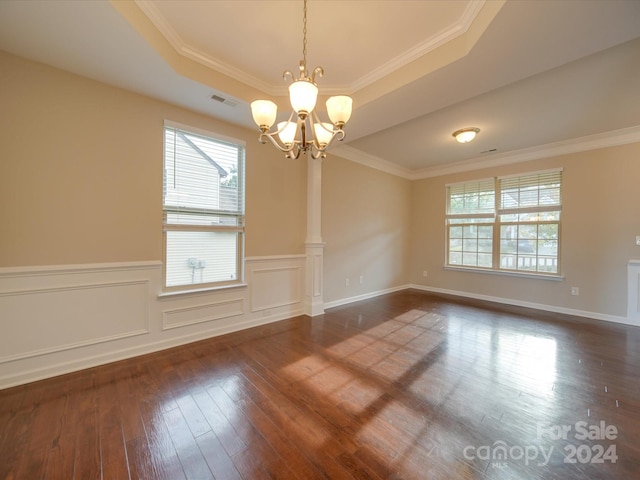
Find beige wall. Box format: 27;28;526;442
410;143;640;317
0;51;306;267
322;157;412;303
3;50;639;320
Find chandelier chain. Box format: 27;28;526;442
302;0;307;69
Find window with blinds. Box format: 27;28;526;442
446;169;562;275
163;122;245;290
446;179;496;268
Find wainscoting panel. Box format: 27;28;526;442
162;298;244;330
248;255;306;312
0;280;149;363
0;256;306;389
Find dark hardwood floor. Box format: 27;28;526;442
2;289;640;479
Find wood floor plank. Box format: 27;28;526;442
191;388;247;458
195;431;242;480
162;406;213;479
3;290;640;478
206;382;301;479
138;398;187;480
71;371;101;479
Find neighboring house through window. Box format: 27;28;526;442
163;121;245;290
446;169;562;275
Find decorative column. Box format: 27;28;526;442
304;156;325;316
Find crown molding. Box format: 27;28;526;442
338;125;640;180
412;124;640;179
134;0;485;98
350;0;485;92
330;145;414;179
134;0;279;95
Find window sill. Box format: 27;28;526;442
158;282;248;299
444;265;564;281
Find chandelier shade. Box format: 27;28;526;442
250;100;277;130
250;0;353;159
314;122;334;146
289;80;318;117
277;121;297;146
326;95;353;126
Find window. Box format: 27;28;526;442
446;169;562;275
163;122;245;290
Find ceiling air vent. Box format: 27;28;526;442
211;94;237;108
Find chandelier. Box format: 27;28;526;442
250;0;353;159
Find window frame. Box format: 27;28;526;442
445;169;563;277
162;120;245;293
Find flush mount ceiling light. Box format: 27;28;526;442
452;127;480;143
250;0;353;159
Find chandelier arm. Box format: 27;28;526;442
276;111;297;134
300;120;307;149
307;110;318;149
258;111;299;153
310;110;332;131
309;66;324;84
258;131;296;154
309;110;336;148
308;110;324;158
322;128;345;153
289;146;302;160
283;70;295;82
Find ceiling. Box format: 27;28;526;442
1;0;640;178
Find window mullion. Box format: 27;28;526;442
493;177;501;270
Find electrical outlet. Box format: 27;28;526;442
423;270;428;277
359;275;364;284
345;278;350;287
571;287;579;296
636;236;640;246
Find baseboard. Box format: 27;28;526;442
410;284;634;326
324;284;412;310
322;282;634;327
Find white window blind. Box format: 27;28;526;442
163;124;245;290
498;169;562;214
446;178;496;220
